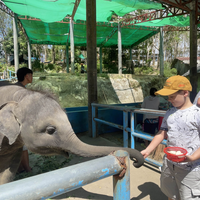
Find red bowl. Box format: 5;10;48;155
164;147;187;162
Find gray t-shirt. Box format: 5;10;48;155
161;105;200;171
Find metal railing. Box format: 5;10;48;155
0;69;16;81
92;103;167;167
0;150;130;200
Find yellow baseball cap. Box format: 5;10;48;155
155;75;192;96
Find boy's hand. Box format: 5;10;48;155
141;149;150;159
184;155;196;162
178;155;196;162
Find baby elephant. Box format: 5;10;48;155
0;83;144;185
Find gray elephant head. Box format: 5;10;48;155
0;84;144;184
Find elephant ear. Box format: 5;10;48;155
0;102;21;145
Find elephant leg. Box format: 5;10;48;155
0;148;22;185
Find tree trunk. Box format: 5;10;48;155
44;45;48;62
52;45;55;64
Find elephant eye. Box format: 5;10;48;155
46;126;56;135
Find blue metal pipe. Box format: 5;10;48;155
130;129;167;146
0;154;124;200
145;157;162;167
123;111;128;148
134;108;166;116
131;112;135;149
92;103;136;112
113;150;130;200
94;118;124;130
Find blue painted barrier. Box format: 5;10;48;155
0;69;16;81
91;103;167;168
0;150;130;200
65;102;142;134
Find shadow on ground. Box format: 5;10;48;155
131;182;167;200
54;181;167;200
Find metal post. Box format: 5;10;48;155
189;0;197;102
27;41;32;69
129;47;132;60
86;0;97;137
113;150;130;200
118;22;122;74
159;27;164;76
0;153;124;200
70;18;75;73
131;112;135;149
100;46;102;73
66;44;69;73
123;111;128;148
13;14;19;73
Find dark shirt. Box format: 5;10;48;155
14;82;25;88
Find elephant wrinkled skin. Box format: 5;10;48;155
0;82;144;185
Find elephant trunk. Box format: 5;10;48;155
65;133;144;168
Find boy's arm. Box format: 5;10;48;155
185;147;200;162
141;130;166;158
197;98;200;107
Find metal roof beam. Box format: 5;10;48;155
0;1;14;17
122;6;189;26
155;0;200;22
17;19;29;41
0;2;29;41
155;0;192;12
100;26;118;47
71;0;81;20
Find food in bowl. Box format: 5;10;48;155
164;147;187;162
168;150;183;155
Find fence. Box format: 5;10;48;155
92;103;167;167
0;69;16;81
0;150;130;200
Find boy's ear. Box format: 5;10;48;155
183;90;189;97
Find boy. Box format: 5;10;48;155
141;75;200;200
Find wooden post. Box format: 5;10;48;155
13;14;19;72
189;0;197;102
100;47;102;73
70;18;75;73
86;0;97;137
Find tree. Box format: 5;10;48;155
0;10;12;61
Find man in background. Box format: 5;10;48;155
15;67;33;173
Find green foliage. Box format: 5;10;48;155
45;63;54;70
97;73;109;79
134;65;154;75
103;48;118;73
15;154;72;181
164;63;177;77
19;63;28;68
32;56;44;72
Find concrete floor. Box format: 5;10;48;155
52;132;167;200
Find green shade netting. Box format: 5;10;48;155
3;0;163;23
19;17;159;46
133;15;191;27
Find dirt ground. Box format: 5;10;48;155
48;131;167;200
